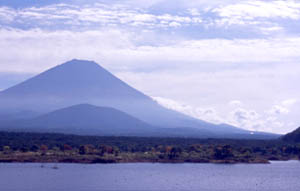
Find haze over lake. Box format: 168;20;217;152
1;161;299;191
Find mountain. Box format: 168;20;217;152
282;127;300;142
0;59;220;128
0;59;277;138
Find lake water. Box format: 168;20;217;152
0;161;299;191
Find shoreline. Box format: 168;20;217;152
0;153;289;164
1;159;298;165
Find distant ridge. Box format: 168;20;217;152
4;104;155;136
1;103;222;137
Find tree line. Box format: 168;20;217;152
0;131;300;163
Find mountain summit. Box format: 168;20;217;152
1;59;145;101
0;59;146;112
0;59;277;138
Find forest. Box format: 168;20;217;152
0;131;299;164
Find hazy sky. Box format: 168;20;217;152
0;0;299;133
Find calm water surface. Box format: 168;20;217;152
0;161;299;191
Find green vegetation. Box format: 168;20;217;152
0;131;299;164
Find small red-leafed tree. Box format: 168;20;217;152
40;145;48;155
63;144;73;151
165;146;172;154
105;146;114;154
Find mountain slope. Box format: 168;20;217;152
0;59;269;137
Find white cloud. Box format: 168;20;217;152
260;26;284;35
169;21;181;27
212;0;300;27
229;108;261;130
187;8;201;16
0;1;297;37
152;96;224;124
229;100;243;107
153;96;293;133
282;99;297;106
0;7;16;22
0;28;136;73
266;99;297;116
214;1;300;20
1;28;300;74
227;101;298;133
268;105;289;115
0;3;203;29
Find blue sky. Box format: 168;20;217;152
0;0;299;133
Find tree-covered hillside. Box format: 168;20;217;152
282;127;300;142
